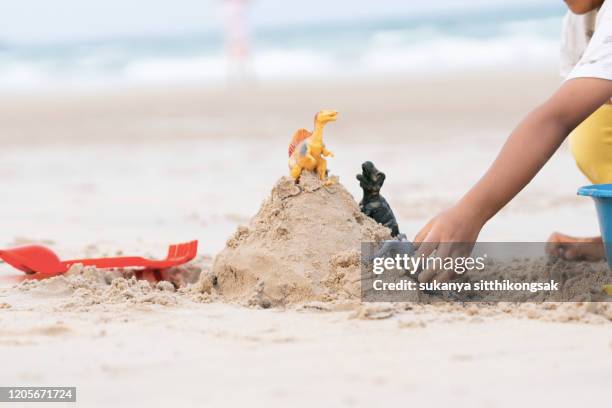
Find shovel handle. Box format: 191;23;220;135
61;257;148;269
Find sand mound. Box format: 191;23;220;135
212;172;391;307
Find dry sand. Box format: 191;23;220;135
0;71;611;407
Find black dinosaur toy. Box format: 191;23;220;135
357;161;400;237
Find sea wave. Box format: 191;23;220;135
0;14;563;90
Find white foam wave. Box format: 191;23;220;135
0;18;561;90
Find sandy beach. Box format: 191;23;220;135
1;70;611;407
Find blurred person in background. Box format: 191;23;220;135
222;0;253;83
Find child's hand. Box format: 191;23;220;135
413;204;486;283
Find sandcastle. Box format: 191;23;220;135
212;172;392;307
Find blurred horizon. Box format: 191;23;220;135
0;0;567;91
0;0;563;45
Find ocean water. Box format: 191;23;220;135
0;3;565;91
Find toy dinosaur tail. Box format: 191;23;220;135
288;129;312;157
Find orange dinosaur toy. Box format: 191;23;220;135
288;110;338;185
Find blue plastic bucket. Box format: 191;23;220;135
577;184;612;268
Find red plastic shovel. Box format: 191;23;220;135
0;240;198;280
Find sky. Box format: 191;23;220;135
0;0;563;45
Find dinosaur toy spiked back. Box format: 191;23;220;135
288;110;337;186
288;113;319;157
288;129;311;157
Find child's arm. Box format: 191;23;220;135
414;77;612;283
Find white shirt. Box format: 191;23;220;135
561;1;612;81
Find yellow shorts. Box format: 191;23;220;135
570;104;612;184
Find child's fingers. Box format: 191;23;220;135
435;242;453;259
414;240;437;261
419;268;458;284
418;268;437;283
413;219;434;248
418;243;454;283
437;270;457;283
415;241;439;283
419;243;470;283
